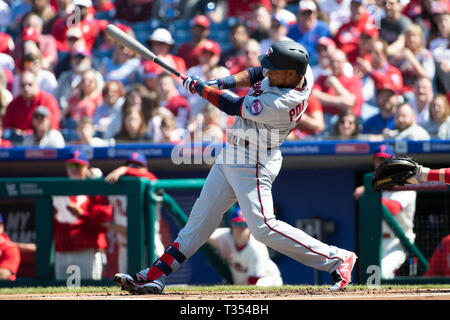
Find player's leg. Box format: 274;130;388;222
114;162;237;294
225;159;356;290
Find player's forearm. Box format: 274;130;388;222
195;81;243;116
206;66;264;89
423;168;450;184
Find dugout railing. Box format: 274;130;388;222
358;172;450;285
0;176;232;287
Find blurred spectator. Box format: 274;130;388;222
53;149;113;280
0;31;15;56
334;0;378;65
92;80;125;139
427;0;449;47
356;38;404;100
186;39;229;118
0;213;20;281
411;76;434;126
141;60;163;93
0;69;12;116
226;0;272;21
157;72;190;129
30;0;55;28
44;0;75;34
114;0;153;22
9;1;32;32
2;70;60;138
157;109;181;144
22;105;65;147
115;108;151;143
422;94;450;138
105;84;159;140
391;23;435;95
56;47;103;111
142;28;186;84
94;23;130;63
0;0;10;31
230;39;261;96
331;109;360;139
221;22;250;71
53;26;87;79
287;0;331;66
13;48;58;96
249;4;272;42
317;0;351;35
380;0;412;55
199;103;226;143
93;0;115;19
383;102;431;140
64;68;103;122
429;7;450;97
260;15;293;56
287;94;325;139
424;234;450;277
310;36;353;79
51;0;98;52
72;115;110;146
100;35;140;87
271;0;297;26
104;152;162;275
176;15;212;70
19;12;58;70
362;81;400;134
0;119;12;147
312;49;363;130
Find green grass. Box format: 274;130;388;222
0;284;449;295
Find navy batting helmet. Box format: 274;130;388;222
258;40;309;76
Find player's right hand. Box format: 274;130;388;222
183;76;200;94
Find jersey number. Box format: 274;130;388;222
289;101;307;122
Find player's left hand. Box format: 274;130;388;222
183;76;200;94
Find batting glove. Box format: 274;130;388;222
183;76;200;94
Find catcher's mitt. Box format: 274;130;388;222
371;157;419;192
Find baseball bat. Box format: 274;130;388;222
104;24;186;80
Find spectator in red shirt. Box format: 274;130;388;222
287;94;325;139
157;72;190;130
53;149;112;280
2;70;60;137
220;22;250;72
226;0;271;21
51;0;98;52
424;235;450;277
0;32;15;56
176;15;212;70
356;37;404;98
334;0;379;65
312;49;363;130
64;68;103;122
18;12;58;71
0;213;21;281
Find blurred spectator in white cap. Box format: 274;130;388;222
317;0;351;35
287;0;331;66
100;29;140;87
143;28;186;85
22;105;65;148
176;14;212;70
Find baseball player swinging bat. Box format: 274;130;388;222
104;24;186;80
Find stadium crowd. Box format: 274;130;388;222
0;0;449;149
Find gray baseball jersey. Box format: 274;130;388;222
174;65;351;277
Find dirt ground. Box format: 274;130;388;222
1;287;449;300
